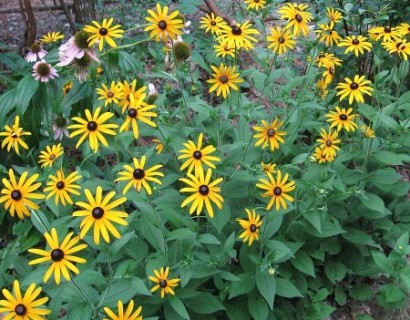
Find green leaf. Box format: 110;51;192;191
376;283;407;308
360;192;385;214
371;251;394;274
290;250;315;277
140;215;166;254
167;228;197;241
372;151;404;165
118;51;139;74
15;75;39;115
229;273;255;299
248;293;269;320
30;209;50;234
109;232;135;255
304;211;322;233
399;265;410;289
185;292;225;314
325;260;346;283
197;233;220;245
255;270;276;310
67;300;92;319
60;82;93;111
349;283;373;301
169;296;190;320
101;278;151;307
0;89;17;125
342;227;375;245
370;168;402;185
48;285;65;320
276;278;303;298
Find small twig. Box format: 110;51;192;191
202;0;235;26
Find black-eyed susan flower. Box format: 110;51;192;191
0;116;31;155
316;128;341;158
97;81;124;107
207;63;244;99
38;143;64;168
200;13;226;35
312;52;342;68
312;146;335;163
63;81;73;95
256;170;295;211
104;300;142;320
0;280;50;319
237;208;262;246
315;24;341;46
218;21;259;50
261;162;276;174
84;18;124;51
32;59;59;82
214;41;236;58
336;75;373;105
326;8;343;28
115;156;164;196
338;35;372;56
44;169;81;206
278;3;313;37
368;25;401;42
118;80;146;110
119;101;158;140
266;26;296;55
40;31;65;44
244;0;266;11
253;118;286;152
25;42;48;62
73;186;127;245
28;228;87;284
180;168;223;218
360;124;375;138
149;267;180;298
145;3;184;42
178;133;220;176
397;23;410;36
152;138;164;154
325;106;358;132
0;169;44;220
322;63;336;84
68;107;118;152
382;39;410;60
316;78;329;99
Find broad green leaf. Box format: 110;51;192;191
15;75;39;115
169;296;190;320
167;228;197;241
48;285;65;320
109;232;135;255
248;293;269;320
349;283;373;301
0;89;17;125
67;300;92;319
118;51;139;74
185;292;225;314
290;250;315;277
371;251;394;274
60;82;93;111
325;260;346;283
197;233;220;245
399;265;410;289
255;270;276;310
276;277;303;298
360;193;385;214
372;151;404;165
229;273;255;299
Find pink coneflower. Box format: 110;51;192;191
73;53;94;83
25;42;48;62
53;114;69;140
32;60;58;82
57;30;99;67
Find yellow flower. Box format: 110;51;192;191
322;63;336;84
84;18;124;51
325;106;358;132
38;143;64;168
397;23;410;36
40;31;64;44
145;3;184;42
312;146;335;163
278;3;313;37
253;118;286;151
218;21;260;50
368;26;402;42
119;101;158;140
149;267;180;298
326;8;343;28
207;63;244;99
360;124;375;138
256;170;295;211
115;155;164;196
244;0;266;11
382;39;410;60
266;26;296;55
104;300;142;320
44;169;82;206
180;168;224;218
311;52;342;68
68;107;118;152
316;128;341;158
200;13;226;35
63;81;73;95
28;228;87;284
214;41;236;58
317;78;329;99
237;208;262;246
73;186;128;245
0;280;50;319
96;81;124;107
152;138;164;154
336;75;373;105
0;169;44;219
0;115;31;155
261;162;276;174
118;80;146;110
315;24;341;47
178;133;220;176
338;35;372;56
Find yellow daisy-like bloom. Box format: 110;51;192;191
397;23;410;36
266;26;296;55
261;162;276;174
322;63;337;84
40;31;64;44
218;21;260;50
115;156;164;196
200;13;226;35
97;81;124;107
312;146;335;163
28;228;87;285
338;35;372;56
382;39;410;60
278;3;313;37
256;170;295;211
145;3;184;42
336;75;374;105
149;267;180;298
0;280;50;319
237;208;263;246
368;26;402;42
118;80;146;110
119;101;157;140
152;138;164;154
214;42;236;58
73;186;128;245
326;8;343;28
317;78;329;99
0;115;31;155
360;124;375;138
311;52;342;68
253;118;286;151
63;81;73;95
68;107;118;152
315;24;341;46
180;168;224;218
178;133;220;176
244;0;266;11
325;106;358;132
316;128;341;158
104;300;142;320
38;143;64;168
44;169;82;206
0;169;44;220
207;63;244;99
84;18;124;51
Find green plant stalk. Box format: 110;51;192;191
71;277;96;311
101;39;150;56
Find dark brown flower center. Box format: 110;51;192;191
267;129;276;137
278;36;285;43
11;190;22;201
75;30;91;49
11;131;18;138
50;248;65;261
128;108;137;118
56;181;65;190
31;42;41;53
159;279;167;288
219;75;229;84
49;154;56;160
326;139;332;147
295;14;303;22
210;21;216;26
107;91;114;98
37;62;51;77
396;42;403;49
75;53;92;67
329;67;335;74
350;82;359;90
92;207;104;219
55;116;67;128
250;224;257;232
352;39;360;45
384;26;391;33
158;20;167;30
339;114;348;121
232;25;242;35
273;187;282;196
99;28;108;36
133;168;145;180
193;150;202;159
87;121;98;131
14;304;27;316
199;185;209;195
